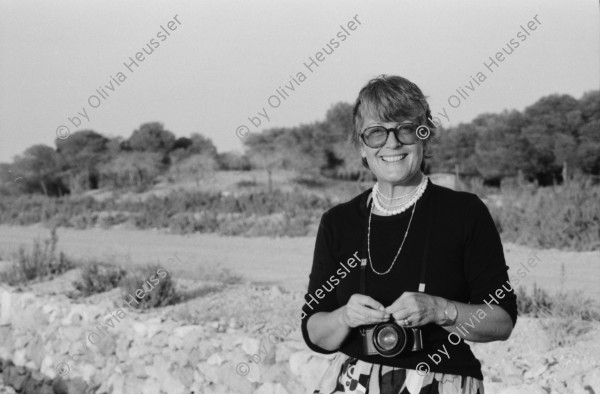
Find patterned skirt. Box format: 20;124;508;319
312;353;484;394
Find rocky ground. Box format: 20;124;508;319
191;282;600;394
3;268;598;394
1;224;599;393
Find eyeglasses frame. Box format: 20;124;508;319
359;122;431;149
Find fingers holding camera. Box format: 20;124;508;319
341;294;390;328
384;292;443;327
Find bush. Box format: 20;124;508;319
517;283;600;348
516;284;554;317
0;227;75;285
236;180;257;188
489;179;600;251
196;263;243;286
119;264;180;309
517;283;600;321
73;261;127;297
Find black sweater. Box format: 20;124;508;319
300;179;517;380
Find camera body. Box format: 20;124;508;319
362;321;423;357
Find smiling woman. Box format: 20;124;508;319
301;75;517;393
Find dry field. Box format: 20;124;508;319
0;224;598;297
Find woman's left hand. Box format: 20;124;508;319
384;292;445;327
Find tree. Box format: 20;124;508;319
320;103;358;177
521;94;581;183
55;130;110;192
168;133;218;169
244;129;290;193
471;111;529;181
169;154;217;187
189;133;218;157
127;122;176;156
577;119;600;174
217;151;251;171
99;152;164;190
430;123;479;176
12;144;67;196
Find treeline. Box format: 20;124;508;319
1;90;598;196
0;123;251;196
243;90;600;185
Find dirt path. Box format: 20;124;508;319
0;224;598;297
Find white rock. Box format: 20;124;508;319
523;364;547;380
193;370;205;385
141;377;161;394
167;334;184;350
583;370;600;392
498;384;547;394
207;353;225;366
255;382;290;394
79;363;96;382
161;372;186;394
483;382;504;394
288;351;313;376
146;321;164;338
132;322;147;337
173;325;199;338
108;374;125;394
286;340;307;351
565;380;588;394
12;349;26;366
275;343;294;363
40;355;57;379
241;337;261;355
298;356;331;393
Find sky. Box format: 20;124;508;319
0;0;598;163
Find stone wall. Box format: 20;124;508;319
2;284;599;394
0;285;334;394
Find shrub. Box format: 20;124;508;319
196;263;243;286
73;261;127;297
236;180;257;188
489;179;600;251
516;284;554;317
517;283;600;348
0;227;75;285
119;264;180;309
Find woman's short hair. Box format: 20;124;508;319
351;75;437;172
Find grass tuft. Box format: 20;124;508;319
119;264;180;309
517;283;600;348
72;260;127;297
0;227;75;286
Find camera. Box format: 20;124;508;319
362;321;423;357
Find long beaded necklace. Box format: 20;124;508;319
367;177;429;275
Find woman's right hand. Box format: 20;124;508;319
340;294;390;328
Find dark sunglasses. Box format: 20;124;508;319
360;123;431;149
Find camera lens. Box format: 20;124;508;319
372;323;409;357
377;326;398;350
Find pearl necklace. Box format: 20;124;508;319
375;184;419;201
367;177;429;275
373;176;428;216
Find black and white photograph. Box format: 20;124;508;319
0;1;599;393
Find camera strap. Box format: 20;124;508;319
360;184;435;295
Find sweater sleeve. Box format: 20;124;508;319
300;212;342;354
462;194;518;327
